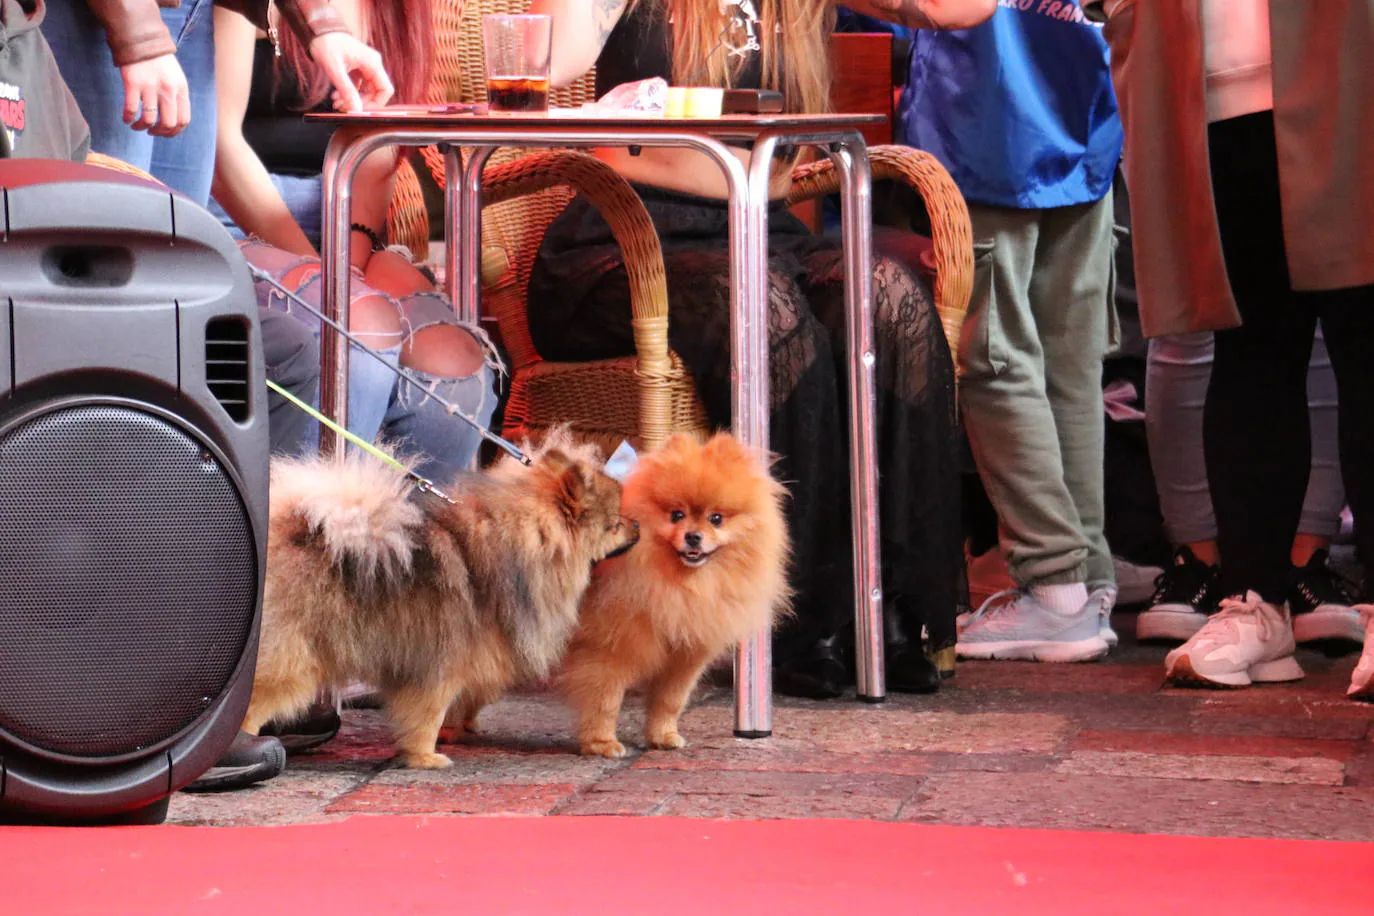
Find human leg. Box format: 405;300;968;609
146;0;217;204
258;306;320;457
376;290;503;483
954;204;1106;662
42;0;155;170
1139;332;1224;640
1288;328;1361;648
1166;112;1311;687
801;244;961;691
1031;193;1117;591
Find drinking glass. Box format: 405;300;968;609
481;14;553;112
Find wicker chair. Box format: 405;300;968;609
86;151;157;181
387;0;972;455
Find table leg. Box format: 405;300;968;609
453;146;493;325
830;137;886;703
732;134;780;738
319;133;365;459
443;146;461;308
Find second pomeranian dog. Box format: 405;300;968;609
562;433;791;758
244;435;638;769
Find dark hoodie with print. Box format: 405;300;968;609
0;0;89;160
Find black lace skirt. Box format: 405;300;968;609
528;185;962;663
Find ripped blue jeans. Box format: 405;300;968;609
239;240;503;482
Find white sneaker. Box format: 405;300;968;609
957;589;1110;663
1347;605;1374;701
1164;591;1303;688
1087;585;1120;649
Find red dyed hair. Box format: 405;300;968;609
275;0;434;107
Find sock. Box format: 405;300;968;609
1030;582;1089;617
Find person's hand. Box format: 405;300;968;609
309;32;395;112
121;53;192;137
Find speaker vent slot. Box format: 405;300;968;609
41;245;135;288
205;317;250;422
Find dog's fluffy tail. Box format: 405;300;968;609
270;453;425;591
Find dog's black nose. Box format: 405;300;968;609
684;531;703;549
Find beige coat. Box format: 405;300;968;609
1087;0;1374;338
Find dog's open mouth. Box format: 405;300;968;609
677;548;715;568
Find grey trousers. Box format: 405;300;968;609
958;193;1117;588
259;307;321;458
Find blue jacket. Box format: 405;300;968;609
897;2;1121;210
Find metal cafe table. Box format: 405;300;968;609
308;107;888;736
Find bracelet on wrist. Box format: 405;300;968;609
350;223;386;253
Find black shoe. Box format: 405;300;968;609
183;731;286;793
883;611;941;694
1136;546;1219;642
886;644;941;694
259;700;342;753
774;636;849;699
1290;549;1363;653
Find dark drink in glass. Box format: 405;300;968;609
486;76;551;113
482;14;552;113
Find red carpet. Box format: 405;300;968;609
2;816;1369;915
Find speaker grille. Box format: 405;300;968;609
0;403;257;760
205;317;251;422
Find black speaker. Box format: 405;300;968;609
0;160;269;825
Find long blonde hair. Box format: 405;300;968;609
641;0;832;114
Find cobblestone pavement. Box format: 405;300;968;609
168;609;1374;838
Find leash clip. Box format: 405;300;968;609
414;477;459;504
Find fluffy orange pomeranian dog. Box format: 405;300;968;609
561;433;791;758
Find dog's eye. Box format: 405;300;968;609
670;510;685;523
708;513;723;527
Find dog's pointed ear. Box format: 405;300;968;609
540;447;574;472
554;463;589;523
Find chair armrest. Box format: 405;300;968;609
478;150;676;445
786;145;972;363
86;152;158;183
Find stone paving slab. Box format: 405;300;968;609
166;610;1374;839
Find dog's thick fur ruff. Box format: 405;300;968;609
246;434;636;769
560;433;791;758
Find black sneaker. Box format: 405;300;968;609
183;731;286;793
1136;546;1219;643
1289;549;1363;652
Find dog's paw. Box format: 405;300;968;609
580;738;627;759
403;751;454;770
463;717;481;734
647;730;686;750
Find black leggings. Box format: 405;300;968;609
1205;112;1374;602
527;185;963;662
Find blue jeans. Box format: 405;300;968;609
44;0;218;205
239;241;502;482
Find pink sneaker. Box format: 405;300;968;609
1347;606;1374;701
1165;592;1303;688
